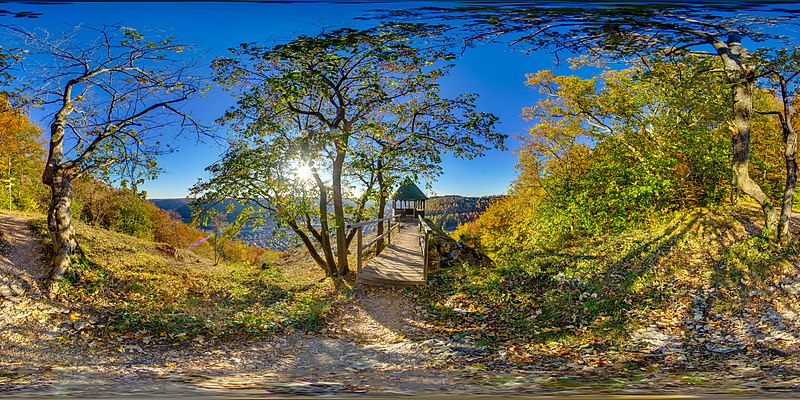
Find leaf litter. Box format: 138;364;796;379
5;210;800;395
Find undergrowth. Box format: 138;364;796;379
421;203;800;351
30;217;335;341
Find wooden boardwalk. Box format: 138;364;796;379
357;222;425;286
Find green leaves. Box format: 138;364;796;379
205;22;504;277
515;57;732;244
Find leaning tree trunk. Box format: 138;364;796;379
778;81;798;244
43;168;77;293
778;123;797;244
286;219;329;274
730;74;778;237
312;170;337;276
710;32;778;238
331;142;349;275
42;108;78;294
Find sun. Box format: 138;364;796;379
295;163;314;182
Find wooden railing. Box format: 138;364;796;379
418;215;434;281
347;215;401;273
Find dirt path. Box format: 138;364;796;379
163;285;498;394
0;212;496;396
0;212;48;298
250;285;488;393
1;285;491;396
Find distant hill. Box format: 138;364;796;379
149;198;194;222
149;198;255;225
149;198;290;249
150;195;502;246
426;195;504;232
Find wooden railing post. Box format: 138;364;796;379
423;229;429;280
418;215;432;281
357;227;363;273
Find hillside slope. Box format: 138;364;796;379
7;205;800;395
0;211;514;395
424;202;800;377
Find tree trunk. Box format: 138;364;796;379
7;156;12;210
730;75;778;237
212;235;220;265
344;175;374;248
312;170;337;276
376;160;386;253
44;169;77;293
287;219;329;273
706;32;778;238
779;124;797;243
778;80;797;244
42;111;76;294
331;141;349;275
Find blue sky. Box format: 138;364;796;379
4;1;571;198
6;2;790;199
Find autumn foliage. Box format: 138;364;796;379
0;110;265;267
437;57;800;357
0;96;46;211
457;59;791;266
69;178;266;265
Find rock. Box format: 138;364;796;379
783;282;800;295
9;282;23;294
347;361;376;371
740;381;762;387
42;330;59;340
705;342;741;354
73;319;91;331
0;285;14;298
449;345;490;356
338;352;360;361
630;327;682;352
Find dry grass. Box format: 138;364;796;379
422;201;800;366
28;216;336;341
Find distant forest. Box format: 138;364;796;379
150;198;253;225
149;198;194;223
152;195;502;236
426;195;503;232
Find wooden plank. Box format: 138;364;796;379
357;222;425;286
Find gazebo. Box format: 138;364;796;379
392;181;427;219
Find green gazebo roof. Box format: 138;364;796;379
393;182;427;200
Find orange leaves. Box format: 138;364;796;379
0;96;46;211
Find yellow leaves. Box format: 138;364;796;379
524;70;554;87
68;311;80;322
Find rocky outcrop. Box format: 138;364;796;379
422;218;491;271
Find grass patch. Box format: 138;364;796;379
32;217;334;341
420;203;800;353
